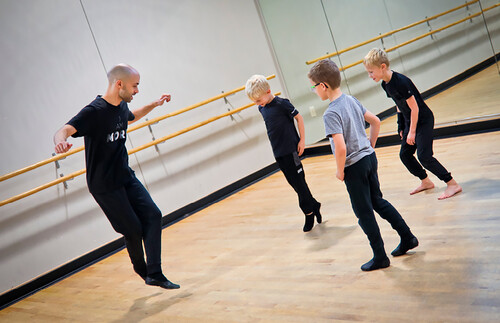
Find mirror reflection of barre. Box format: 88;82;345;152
306;1;500;73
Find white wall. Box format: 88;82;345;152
258;0;500;143
0;0;498;296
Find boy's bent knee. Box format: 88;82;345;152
123;226;143;241
417;156;434;169
142;205;162;223
399;149;412;161
150;206;162;219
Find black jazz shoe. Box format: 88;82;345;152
391;236;419;257
145;275;180;289
361;257;390;271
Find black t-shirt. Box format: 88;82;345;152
67;96;136;193
258;96;300;158
381;71;434;133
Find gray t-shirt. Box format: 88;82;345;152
323;94;374;167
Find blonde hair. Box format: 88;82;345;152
307;59;341;90
245;75;270;101
364;48;390;68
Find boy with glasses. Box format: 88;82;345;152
308;60;418;271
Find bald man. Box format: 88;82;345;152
54;64;179;289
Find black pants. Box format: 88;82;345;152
92;176;162;277
400;120;452;183
276;152;320;215
344;153;412;260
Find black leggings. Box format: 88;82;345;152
276;152;320;215
92;176;163;277
400;120;452;183
344;153;412;260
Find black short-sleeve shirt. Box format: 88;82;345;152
67;96;135;193
381;71;434;132
258;96;300;158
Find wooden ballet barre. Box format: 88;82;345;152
336;3;500;72
306;0;480;65
0;92;280;207
0;75;276;183
129;92;280;155
0;146;85;182
128;74;276;132
388;3;500;53
0;169;87;207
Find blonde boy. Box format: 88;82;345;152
364;48;462;200
245;75;321;232
308;60;418;271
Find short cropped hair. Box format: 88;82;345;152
107;64;139;84
307;59;341;90
364;48;390;68
245;75;270;101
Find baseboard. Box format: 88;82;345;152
375;118;500;148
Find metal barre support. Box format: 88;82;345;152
60;173;68;189
222;90;236;121
379;33;385;50
466;2;473;23
426;17;435;40
52;153;61;169
145;118;160;153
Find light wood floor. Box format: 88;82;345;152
1;66;499;322
2;136;500;322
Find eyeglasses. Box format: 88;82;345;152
310;82;328;92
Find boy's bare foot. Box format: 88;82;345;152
410;178;434;195
438;181;462;200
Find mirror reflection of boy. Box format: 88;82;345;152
364;48;462;200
